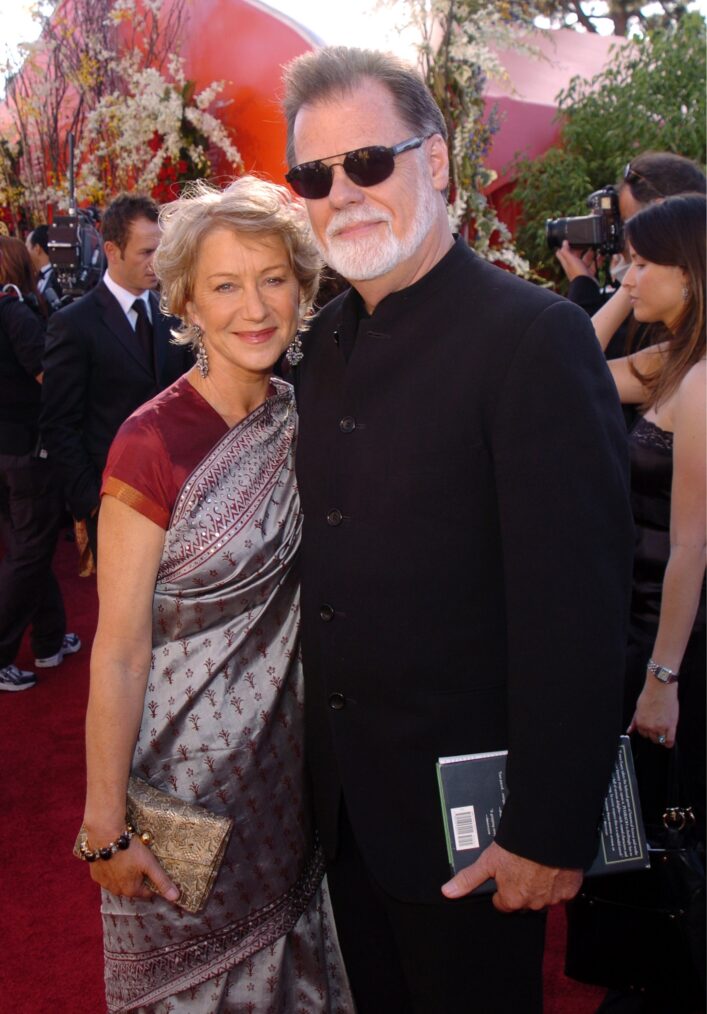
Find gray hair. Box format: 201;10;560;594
281;46;447;167
154;176;322;348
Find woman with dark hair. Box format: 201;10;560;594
0;236;80;691
1;233;46;314
555;152;706;358
618;195;705;758
586;193;705;1012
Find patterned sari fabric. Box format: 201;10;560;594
101;380;351;1013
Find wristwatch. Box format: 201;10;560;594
647;658;679;684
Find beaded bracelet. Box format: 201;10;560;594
76;822;136;863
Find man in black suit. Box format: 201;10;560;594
282;48;634;1013
40;194;191;558
25;224;63;312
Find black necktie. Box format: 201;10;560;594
132;298;153;371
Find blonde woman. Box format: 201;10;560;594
80;178;352;1013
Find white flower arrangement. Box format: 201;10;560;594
2;0;242;219
379;0;543;276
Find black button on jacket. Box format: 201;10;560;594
295;238;633;903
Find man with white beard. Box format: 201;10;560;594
281;46;633;1014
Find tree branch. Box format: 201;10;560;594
570;2;600;32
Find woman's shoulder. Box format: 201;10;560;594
116;373;194;443
675;358;706;406
104;377;199;528
109;369;227;488
671;358;706;435
682;356;706;385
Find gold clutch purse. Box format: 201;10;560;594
74;777;233;913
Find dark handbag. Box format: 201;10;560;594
565;743;705;1001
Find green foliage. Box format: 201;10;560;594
510;12;706;287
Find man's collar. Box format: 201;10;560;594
346;235;468;324
103;270;152;319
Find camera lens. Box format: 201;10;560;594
545;218;568;250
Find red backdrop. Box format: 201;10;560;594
174;0;317;184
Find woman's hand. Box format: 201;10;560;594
86;835;180;903
628;676;679;747
555;241;598;282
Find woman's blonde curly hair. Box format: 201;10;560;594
154;176;322;348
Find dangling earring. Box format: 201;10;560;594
194;327;209;378
682;285;690;302
285;332;304;366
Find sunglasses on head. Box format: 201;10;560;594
286;136;428;200
623;162;664;198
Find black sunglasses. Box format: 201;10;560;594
286;136;427;200
623;162;664;198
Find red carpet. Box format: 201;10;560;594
0;535;604;1013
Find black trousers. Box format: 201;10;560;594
0;454;65;667
327;807;546;1014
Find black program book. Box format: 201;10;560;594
437;735;650;893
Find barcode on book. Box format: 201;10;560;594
451;806;479;851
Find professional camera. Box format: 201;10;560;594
46;132;105;302
47;211;104;299
545;186;623;256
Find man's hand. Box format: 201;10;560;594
441;841;583;912
555;241;599;282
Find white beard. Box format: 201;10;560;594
317;186;439;281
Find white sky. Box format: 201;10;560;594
0;0;409;99
3;0;706;48
1;0;705;88
0;0;400;60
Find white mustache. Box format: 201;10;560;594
326;207;391;240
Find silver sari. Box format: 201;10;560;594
101;380;352;1013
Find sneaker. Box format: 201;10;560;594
0;664;37;691
35;633;82;669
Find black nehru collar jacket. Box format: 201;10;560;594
333;236;464;363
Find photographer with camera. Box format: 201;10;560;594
26;225;64;313
0;236;81;692
552;152;706;350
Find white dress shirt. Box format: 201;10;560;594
37;264;54;294
103;271;153;329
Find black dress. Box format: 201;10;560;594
566;417;706;1009
624;416;706;839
